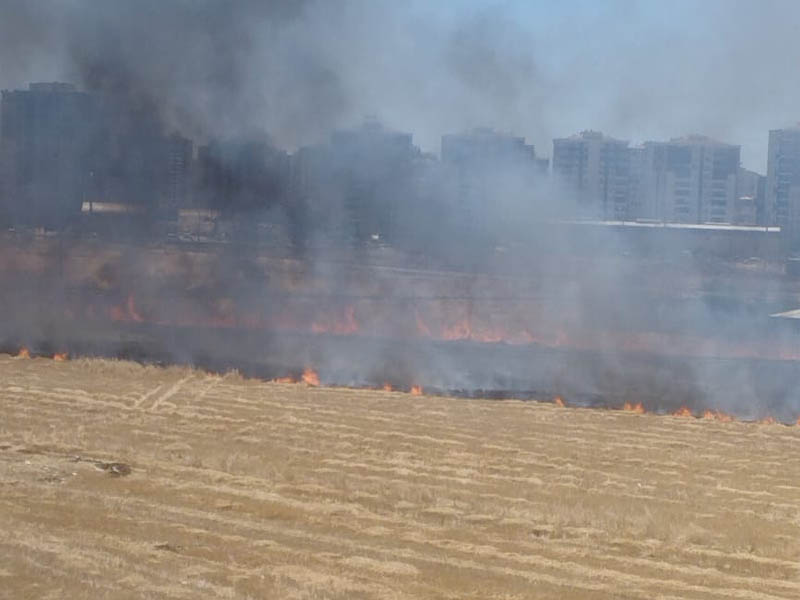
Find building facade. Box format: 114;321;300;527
441;128;544;238
735;167;766;225
0;82;100;227
766;126;800;234
638;136;740;224
552;131;632;220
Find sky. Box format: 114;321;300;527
1;0;799;171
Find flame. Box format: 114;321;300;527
442;319;472;341
415;309;432;338
15;347;30;359
109;293;144;322
311;305;359;335
410;385;423;396
673;406;693;418
758;416;777;425
272;376;296;384
382;382;394;392
302;367;320;387
127;294;144;322
553;396;565;407
623;402;645;414
53;352;68;362
703;410;734;422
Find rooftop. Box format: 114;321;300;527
558;219;780;233
662;134;738;147
555;130;628;144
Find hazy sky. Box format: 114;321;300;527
1;0;798;171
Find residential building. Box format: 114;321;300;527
638;135;740;224
441;128;543;237
766;126;800;233
0;82;101;227
295;120;421;246
735;167;766;225
552;131;632;220
442;127;536;165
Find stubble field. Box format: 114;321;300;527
1;354;800;599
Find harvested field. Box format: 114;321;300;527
1;355;800;598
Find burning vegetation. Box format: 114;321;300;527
6;234;800;425
9;343;800;428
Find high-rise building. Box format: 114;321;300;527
441;128;544;236
442;127;536;166
163;133;194;214
766;126;800;233
735;167;766;225
627;146;646;219
552;131;632;220
638;135;740;224
299;120;421;245
0;82;100;227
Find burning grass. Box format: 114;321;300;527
2;354;800;599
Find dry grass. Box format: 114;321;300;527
1;354;800;598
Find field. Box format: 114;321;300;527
2;355;800;599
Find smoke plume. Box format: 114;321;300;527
3;0;800;421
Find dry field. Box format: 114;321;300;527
2;355;800;599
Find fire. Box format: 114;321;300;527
673;406;693;418
272;376;296;384
410;385;423;396
53;352;68;361
311;305;359;335
758;416;777;425
623;402;645;414
127;294;144;322
415;309;432;338
553;396;565;407
703;410;734;422
15;347;30;359
442;318;472;341
382;382;394;392
109;293;144;322
302;367;320;387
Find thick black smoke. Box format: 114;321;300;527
0;0;342;144
3;0;800;168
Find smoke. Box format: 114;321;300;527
3;0;800;421
2;0;800;168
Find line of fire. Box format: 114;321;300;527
4;82;800;422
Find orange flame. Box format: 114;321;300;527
382;382;394;392
272;376;296;384
553;396;565;407
703;410;734;422
302;367;320;387
673;406;693;418
53;352;68;362
758;416;777;425
415;310;432;338
442;319;471;341
15;347;30;359
127;294;144;322
109;293;144;323
410;385;423;396
623;402;645;414
311;305;359;335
